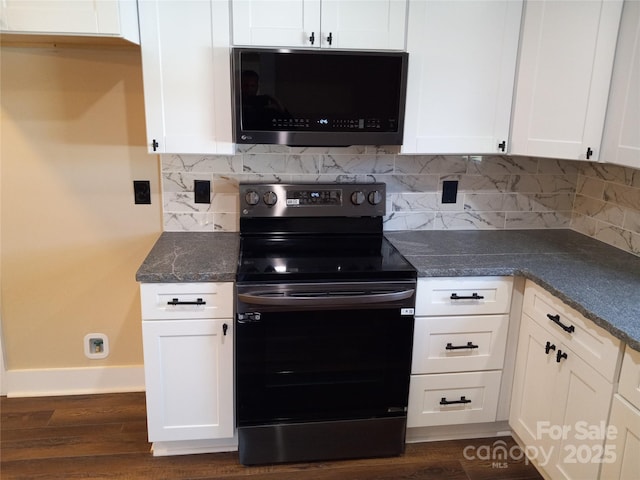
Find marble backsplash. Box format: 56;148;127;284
160;145;640;256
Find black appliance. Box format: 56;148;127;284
232;48;409;146
235;183;417;465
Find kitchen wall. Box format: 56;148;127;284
572;162;640;255
1;46;162;374
160;147;640;256
1;41;637;394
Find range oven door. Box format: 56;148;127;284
235;281;415;464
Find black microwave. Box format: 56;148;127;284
232;48;408;147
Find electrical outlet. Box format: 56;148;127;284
194;180;211;204
133;180;151;204
442;180;459;204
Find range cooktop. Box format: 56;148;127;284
236;182;416;283
236;234;416;283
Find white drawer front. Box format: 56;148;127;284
523;280;622;381
407;371;501;427
619;346;640;409
412;314;509;374
416;277;513;316
140;283;234;320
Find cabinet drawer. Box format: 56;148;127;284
412;314;508;374
523;280;622;380
140;283;233;320
407;371;501;427
619;346;640;409
416;277;513;316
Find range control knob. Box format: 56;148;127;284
244;190;260;206
368;190;383;205
351;191;366;205
263;191;278;206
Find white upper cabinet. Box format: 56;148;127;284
138;0;234;155
509;0;623;161
401;0;523;155
231;0;407;50
601;0;640;169
0;0;139;44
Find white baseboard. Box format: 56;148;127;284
151;437;238;456
5;365;145;397
406;421;512;443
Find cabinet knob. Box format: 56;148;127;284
545;341;556;354
223;323;228;336
327;32;333;45
498;140;506;152
152;139;159;151
586;147;593;159
309;31;315;45
556;350;568;363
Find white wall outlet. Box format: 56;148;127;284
84;333;109;359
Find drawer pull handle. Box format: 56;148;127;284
545;341;556;354
440;396;472;406
167;298;206;306
556;350;568;363
450;293;484;300
446;341;479;350
547;314;575;333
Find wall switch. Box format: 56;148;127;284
442;180;459;204
194;180;211;204
133;180;151;204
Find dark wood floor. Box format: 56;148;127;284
1;392;542;480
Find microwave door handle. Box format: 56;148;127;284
237;289;415;307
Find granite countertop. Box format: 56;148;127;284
136;232;239;283
385;230;640;352
136;229;640;351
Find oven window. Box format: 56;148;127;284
236;308;414;426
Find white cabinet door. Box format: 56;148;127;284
510;0;623;161
601;0;640;169
601;394;640;480
142;318;234;442
546;341;615;480
319;0;406;50
138;0;234;154
231;0;406;49
510;314;558;455
232;0;320;47
511;313;616;479
401;0;522;154
0;0;139;43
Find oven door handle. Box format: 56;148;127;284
237;289;415;307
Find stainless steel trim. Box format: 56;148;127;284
238;288;414;307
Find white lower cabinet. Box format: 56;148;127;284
408;277;513;432
140;283;235;453
601;347;640;479
510;280;623;480
408;370;502;427
143;318;233;442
